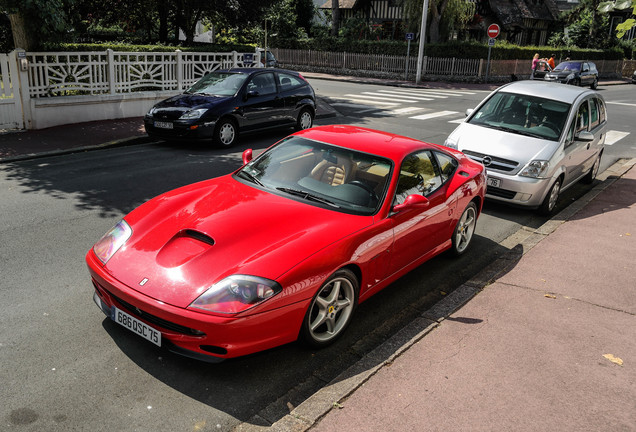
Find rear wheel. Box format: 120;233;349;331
214;118;238;147
451;202;477;256
582;153;601;184
300;269;358;348
295;108;314;131
538;178;561;215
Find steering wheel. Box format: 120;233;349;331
539;120;560;134
348;180;379;202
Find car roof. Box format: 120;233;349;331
291;125;450;162
496;80;599;104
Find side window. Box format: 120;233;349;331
589;98;600;129
576;101;589;133
433;151;458;183
394;151;443;205
565;118;576;147
278;72;304;90
598;98;606;123
247;72;277;95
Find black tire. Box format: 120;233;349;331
451;202;477;256
300;269;358;348
295;108;314;131
582;153;601;184
214;118;238;147
538;178;561;215
590;78;598;90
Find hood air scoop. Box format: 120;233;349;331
156;229;215;268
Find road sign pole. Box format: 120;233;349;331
405;39;411;80
485;44;492;83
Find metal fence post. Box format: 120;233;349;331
176;49;183;91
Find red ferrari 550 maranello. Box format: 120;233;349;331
86;125;486;362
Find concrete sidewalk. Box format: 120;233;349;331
253;158;635;432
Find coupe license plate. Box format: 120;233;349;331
112;307;161;347
487;177;501;188
154;121;173;129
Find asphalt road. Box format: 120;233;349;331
1;79;634;431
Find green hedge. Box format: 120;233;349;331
42;40;625;61
44;42;256;53
273;37;625;60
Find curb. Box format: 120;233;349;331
233;157;636;432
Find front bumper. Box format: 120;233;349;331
86;251;308;362
484;171;553;208
144;116;217;141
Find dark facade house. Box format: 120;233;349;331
320;0;562;45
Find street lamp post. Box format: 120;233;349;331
415;0;429;84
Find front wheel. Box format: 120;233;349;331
451;202;477;256
538;178;561;215
214;118;238;147
295;108;314;131
300;269;358;348
590;78;598;90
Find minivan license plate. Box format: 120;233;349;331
487;177;501;188
112;307;161;346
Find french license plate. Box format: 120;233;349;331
112;307;161;347
487;177;501;188
154;121;173;129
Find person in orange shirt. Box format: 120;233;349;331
548;54;556;69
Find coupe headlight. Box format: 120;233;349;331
520;160;550;178
189;275;282;314
93;220;132;265
180;108;208;120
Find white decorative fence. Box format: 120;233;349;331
26;50;253;98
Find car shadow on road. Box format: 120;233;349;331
99;231;515;426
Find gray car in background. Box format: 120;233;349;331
444;81;606;214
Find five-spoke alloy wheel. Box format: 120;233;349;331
300;269;358;347
451;202;477;256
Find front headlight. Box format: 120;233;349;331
566;73;575;81
189;275;282;314
146;107;157;116
93;220;132;265
444;136;458;149
180;108;208;120
519;160;550;178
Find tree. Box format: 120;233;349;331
1;0;74;50
331;0;340;36
598;0;635;38
403;0;475;43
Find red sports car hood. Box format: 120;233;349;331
104;176;371;308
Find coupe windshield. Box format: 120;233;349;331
236;137;393;215
186;72;248;96
467;91;571;141
553;61;581;72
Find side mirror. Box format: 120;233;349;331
576;131;594;142
465;108;473;117
245;90;259;99
392;194;430;213
242;149;253;165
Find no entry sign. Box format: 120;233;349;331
487;24;500;38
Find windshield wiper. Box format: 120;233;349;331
237;170;264;186
276;187;340;208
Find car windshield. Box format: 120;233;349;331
553;62;581;72
185;72;248;96
467;91;571;141
235;136;393;215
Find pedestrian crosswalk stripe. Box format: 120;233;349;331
376;90;448;99
607;101;636;107
349;93;434;102
378;88;479;96
338;97;399;106
448;118;465;124
409;110;459;120
604;130;630;145
388;107;426;115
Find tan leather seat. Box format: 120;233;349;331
310;155;353;186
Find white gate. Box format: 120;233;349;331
0;51;24;130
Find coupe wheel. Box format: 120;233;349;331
300;269;358;347
538;178;561;215
582;154;601;184
451;202;477;256
296;108;314;131
214;118;238;147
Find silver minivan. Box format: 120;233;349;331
444;81;606;214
